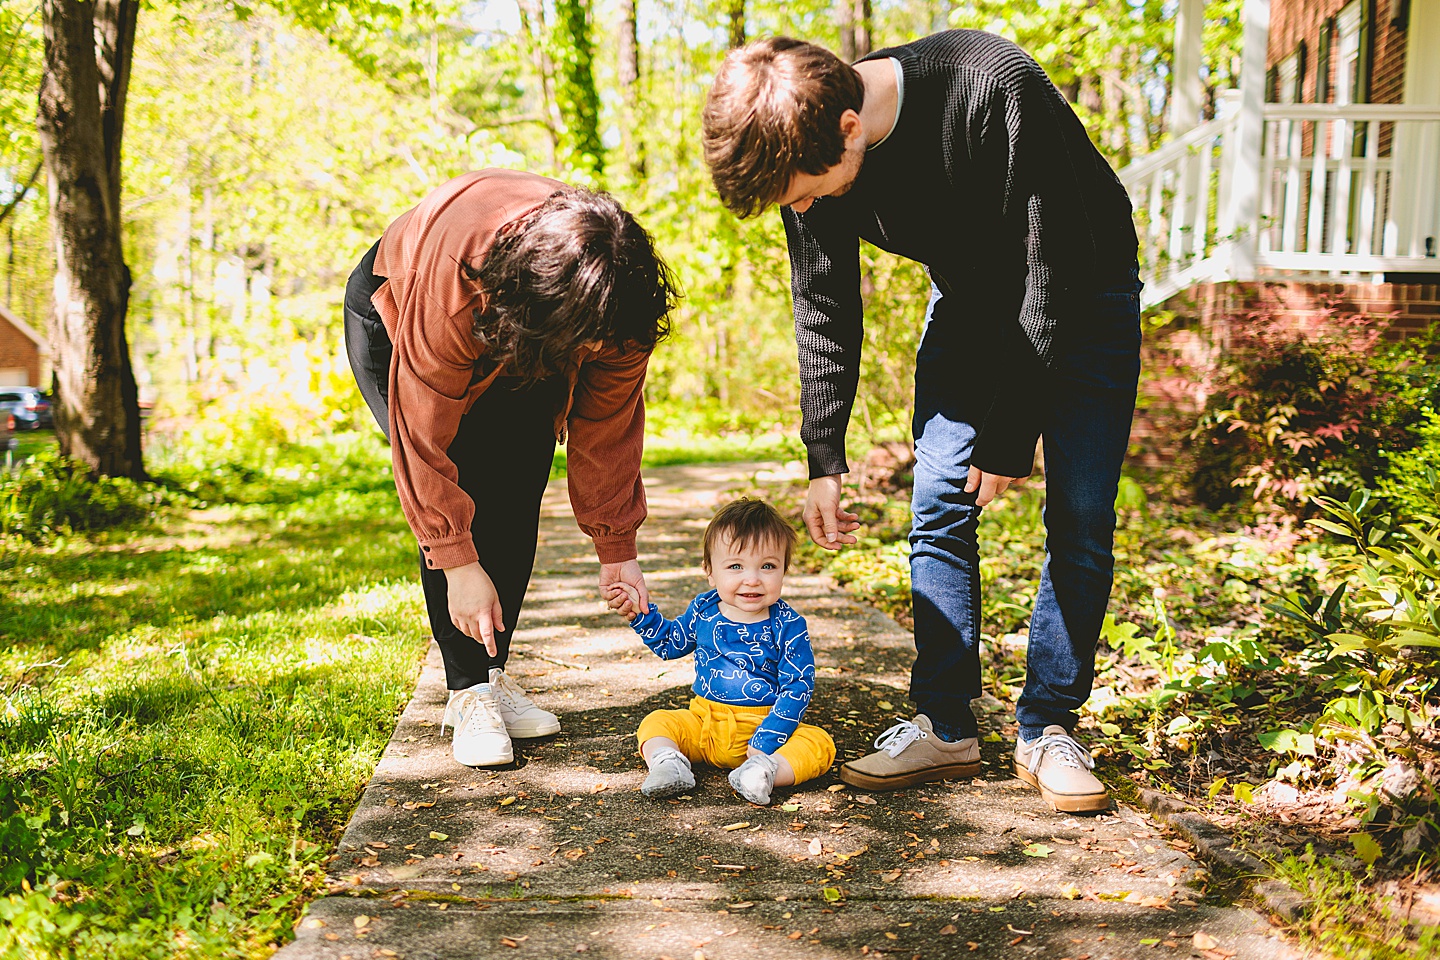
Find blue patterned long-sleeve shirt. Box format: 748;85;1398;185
630;589;816;754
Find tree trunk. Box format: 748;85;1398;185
517;0;562;169
618;0;645;178
727;0;745;48
36;0;144;480
553;0;604;180
838;0;871;61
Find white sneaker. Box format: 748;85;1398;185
489;667;561;738
1014;725;1109;813
442;683;513;767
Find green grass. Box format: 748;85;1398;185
8;427;56;463
550;428;805;477
0;432;425;958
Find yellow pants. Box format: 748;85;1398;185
636;696;836;784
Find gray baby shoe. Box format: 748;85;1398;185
728;752;780;805
641;748;695;798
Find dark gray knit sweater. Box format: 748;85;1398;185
782;29;1139;480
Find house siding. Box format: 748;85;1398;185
0;314;42;387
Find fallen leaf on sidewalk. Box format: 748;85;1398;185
1059;884;1081;900
939;924;958;935
807;839;823;856
429;832;449;841
722;822;750;831
856;795;877;805
880;870;902;882
499;796;516;806
1023;843;1053;858
500;935;529;947
353;915;370;929
827;784;846;792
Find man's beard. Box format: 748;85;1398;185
829;140;867;198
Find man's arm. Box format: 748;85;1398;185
781;200;863;481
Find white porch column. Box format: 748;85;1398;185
1169;0;1206;135
1222;0;1271;280
1393;0;1440;259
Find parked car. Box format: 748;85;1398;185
0;386;52;430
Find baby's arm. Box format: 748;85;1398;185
628;594;702;661
750;607;816;754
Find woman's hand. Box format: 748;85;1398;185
444;562;505;656
802;475;861;550
600;559;649;619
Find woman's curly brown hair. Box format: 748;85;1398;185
465;188;678;381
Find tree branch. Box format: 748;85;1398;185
0;158;41;226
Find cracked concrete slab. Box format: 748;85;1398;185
274;463;1301;960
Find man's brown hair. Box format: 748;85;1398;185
702;498;799;572
703;37;864;219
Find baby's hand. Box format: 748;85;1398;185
607;581;643;620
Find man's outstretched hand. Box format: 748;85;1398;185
965;466;1024;507
600;559;649;619
803;475;861;551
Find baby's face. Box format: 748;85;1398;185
706;533;786;619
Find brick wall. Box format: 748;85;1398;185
1268;0;1408;106
0;316;41;386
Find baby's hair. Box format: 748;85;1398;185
702;498;799;572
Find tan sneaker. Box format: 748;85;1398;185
1014;725;1109;812
839;715;981;791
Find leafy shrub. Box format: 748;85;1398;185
1269;486;1440;856
1187;311;1436;514
1379;407;1440;518
0;453;166;543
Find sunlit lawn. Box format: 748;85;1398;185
0;434;425;958
0;426;818;957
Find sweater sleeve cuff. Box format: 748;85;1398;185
592;533;638;565
971;411;1043;480
749;727;791;754
418;531;479;570
806;442;849;480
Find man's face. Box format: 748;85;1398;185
777;111;866;214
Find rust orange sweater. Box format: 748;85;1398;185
370;169;648;570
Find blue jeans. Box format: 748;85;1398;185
908;273;1141;741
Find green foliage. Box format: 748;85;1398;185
0;433;420;958
1380;405;1440;518
551;0;604;178
1187;313;1435;514
0;452;166;544
1265;487;1440;851
1272;850;1440;958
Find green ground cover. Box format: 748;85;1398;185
749;468;1440;958
1;434;425;958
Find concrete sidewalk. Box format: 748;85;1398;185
275;463;1300;960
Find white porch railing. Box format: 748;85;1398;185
1120;99;1440;308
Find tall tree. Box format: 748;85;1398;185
618;0;645;177
552;0;604;179
37;0;144;479
727;0;745;48
839;0;871;61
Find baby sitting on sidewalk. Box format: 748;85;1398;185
609;498;835;805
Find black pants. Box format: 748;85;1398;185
344;244;562;690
